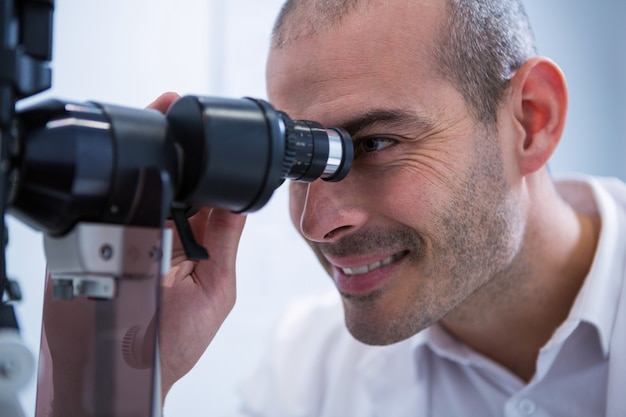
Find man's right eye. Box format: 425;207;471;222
354;136;396;157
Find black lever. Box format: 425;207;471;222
170;205;209;260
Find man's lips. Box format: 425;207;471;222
325;251;409;295
340;252;407;275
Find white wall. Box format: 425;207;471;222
9;1;625;416
524;0;626;181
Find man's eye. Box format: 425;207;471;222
355;137;396;155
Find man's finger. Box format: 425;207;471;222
147;91;181;113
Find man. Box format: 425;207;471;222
157;0;626;415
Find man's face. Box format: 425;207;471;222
266;1;525;345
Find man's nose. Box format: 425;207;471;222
298;176;368;243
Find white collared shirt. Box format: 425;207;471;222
233;175;626;417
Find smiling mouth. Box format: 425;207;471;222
341;251;408;276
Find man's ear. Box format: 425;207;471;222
507;56;568;176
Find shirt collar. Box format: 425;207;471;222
554;175;626;356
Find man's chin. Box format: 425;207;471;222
345;322;412;346
341;298;416;346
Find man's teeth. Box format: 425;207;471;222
341;252;405;276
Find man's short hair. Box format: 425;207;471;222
271;0;537;124
435;0;537;123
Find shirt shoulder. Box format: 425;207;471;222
235;291;427;416
234;291;368;416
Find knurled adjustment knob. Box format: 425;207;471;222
282;129;298;178
122;324;145;369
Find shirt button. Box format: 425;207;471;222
517;398;537;415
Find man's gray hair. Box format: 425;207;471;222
272;0;361;48
271;0;537;124
435;0;537;123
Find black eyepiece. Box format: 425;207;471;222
280;116;352;183
167;96;353;213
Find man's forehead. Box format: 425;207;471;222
267;2;442;112
267;0;445;90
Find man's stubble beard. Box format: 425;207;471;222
314;126;525;346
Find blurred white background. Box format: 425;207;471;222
8;1;625;416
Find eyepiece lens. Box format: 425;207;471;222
282;116;352;183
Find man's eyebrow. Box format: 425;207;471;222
338;109;436;137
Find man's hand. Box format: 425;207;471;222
147;93;247;399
